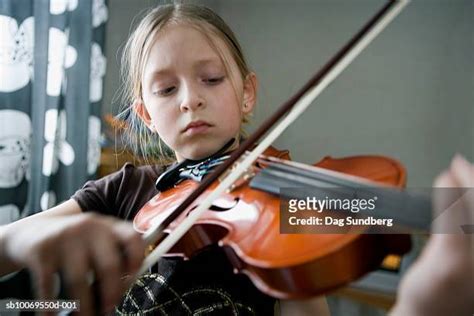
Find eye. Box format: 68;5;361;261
153;86;176;97
203;76;225;85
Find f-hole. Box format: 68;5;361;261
188;197;240;215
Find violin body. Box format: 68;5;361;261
134;148;411;299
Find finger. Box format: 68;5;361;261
433;170;458;207
113;222;146;275
450;155;474;227
31;262;57;301
432;170;471;235
29;243;60;300
88;229;125;313
450;154;474;187
60;240;94;316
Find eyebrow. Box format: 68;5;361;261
147;58;224;80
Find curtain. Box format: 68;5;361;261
0;0;108;299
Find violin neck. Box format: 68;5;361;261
250;162;432;232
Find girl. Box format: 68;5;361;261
0;4;329;315
0;3;472;316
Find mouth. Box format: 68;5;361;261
182;120;213;134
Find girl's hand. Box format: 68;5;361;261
391;155;474;315
2;211;146;315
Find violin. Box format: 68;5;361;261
133;147;429;299
132;0;428;299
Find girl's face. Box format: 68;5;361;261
140;24;256;161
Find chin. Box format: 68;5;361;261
181;147;216;161
182;142;225;161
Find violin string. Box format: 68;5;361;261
251;161;432;231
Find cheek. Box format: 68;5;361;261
153;121;178;150
143;103;176;141
222;105;244;134
219;84;244;120
152;112;175;138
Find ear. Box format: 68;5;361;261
242;72;258;114
132;100;155;132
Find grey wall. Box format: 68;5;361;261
103;0;473;187
215;0;473;187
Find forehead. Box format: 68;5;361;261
143;23;232;76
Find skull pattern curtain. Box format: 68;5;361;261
0;0;107;222
0;0;107;298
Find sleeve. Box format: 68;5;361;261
71;163;162;220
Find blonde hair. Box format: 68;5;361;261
118;3;252;164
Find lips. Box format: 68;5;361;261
182;120;212;134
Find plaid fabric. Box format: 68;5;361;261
116;273;258;315
114;247;276;316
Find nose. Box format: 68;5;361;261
179;82;205;112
